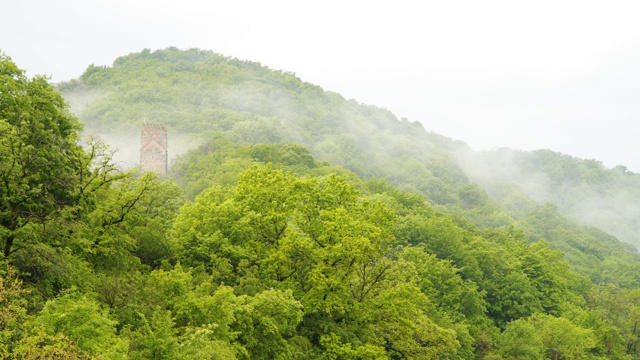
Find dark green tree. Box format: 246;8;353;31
0;53;89;259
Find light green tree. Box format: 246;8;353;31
498;318;544;359
533;313;596;359
37;291;128;358
171;166;461;358
0;265;89;358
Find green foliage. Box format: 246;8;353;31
0;264;90;358
0;266;88;359
498;318;544;359
59;48;640;283
0;53;87;260
126;309;179;359
533;313;597;359
37;291;128;358
517;203;640;287
464;148;640;249
171;165;462;358
61;47;477;211
585;284;640;357
499;313;598;359
234;288;304;359
83;171;183;270
5;48;640;359
62;46;640;291
400;246;486;322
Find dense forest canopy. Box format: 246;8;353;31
60;47;640;249
2;48;640;358
459;148;640;248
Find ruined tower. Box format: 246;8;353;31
140;124;168;174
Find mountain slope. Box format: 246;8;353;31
60;47;476;209
460;148;640;247
5;49;640;359
59;47;639;262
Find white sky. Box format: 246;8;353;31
3;0;640;171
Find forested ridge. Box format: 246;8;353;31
2;48;640;358
460;148;640;249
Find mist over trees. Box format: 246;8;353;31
459;148;640;248
3;47;640;358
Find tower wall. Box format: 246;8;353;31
140;124;168;174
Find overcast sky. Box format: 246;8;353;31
3;0;640;171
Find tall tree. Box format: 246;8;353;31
0;53;88;259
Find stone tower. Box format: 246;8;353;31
140;124;168;174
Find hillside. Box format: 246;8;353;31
459;148;640;248
59;48;640;253
3;48;640;358
59;48;474;208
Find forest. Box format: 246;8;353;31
3;48;640;359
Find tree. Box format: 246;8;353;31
37;291;128;358
0;264;90;358
0;266;88;359
233;289;304;359
171;166;461;358
498;318;544;359
499;314;597;360
126;308;179;360
0;54;89;259
532;313;596;360
83;171;183;270
587;284;640;357
400;245;486;322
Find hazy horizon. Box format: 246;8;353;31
3;0;640;171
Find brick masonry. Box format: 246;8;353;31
140;124;167;174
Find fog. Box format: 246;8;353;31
82;130;199;171
63;88;202;170
457;147;640;247
5;0;640;249
3;0;640;172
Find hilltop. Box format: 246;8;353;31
59;47;640;250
